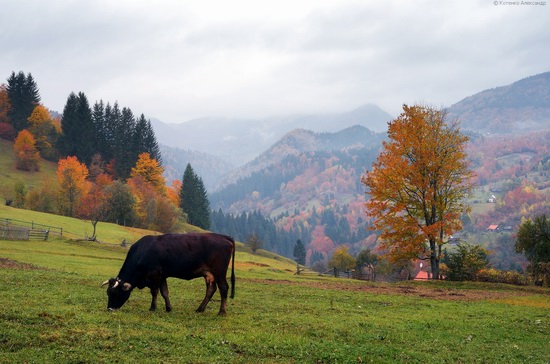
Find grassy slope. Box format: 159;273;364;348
1;232;549;363
0;138;58;193
1;138;549;362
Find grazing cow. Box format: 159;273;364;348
101;233;235;315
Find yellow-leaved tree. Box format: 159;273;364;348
362;104;475;279
130;152;166;195
57;156;90;217
13;129;40;171
27;104;59;160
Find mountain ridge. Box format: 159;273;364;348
151;103;393;166
447;71;550;133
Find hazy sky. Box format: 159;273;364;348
1;0;549;123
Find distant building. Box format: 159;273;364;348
487;224;499;232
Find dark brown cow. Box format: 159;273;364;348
101;233;235;315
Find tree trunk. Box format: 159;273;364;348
90;220;98;241
429;238;440;279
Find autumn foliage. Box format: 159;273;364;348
130;152;166;195
57;156;90;217
362;105;475;278
13;129;40;171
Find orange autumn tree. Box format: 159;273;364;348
130;152;166;195
13;129;40;171
27;104;59;160
57;156;90;217
362;105;475;279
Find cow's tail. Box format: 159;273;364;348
229;236;236;299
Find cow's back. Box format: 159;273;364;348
119;233;234;284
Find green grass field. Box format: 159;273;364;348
1;230;549;363
0;138;58;194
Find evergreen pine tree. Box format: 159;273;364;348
92;100;112;162
131;114;162;165
293;239;307;265
103;102;120;163
57;92;95;165
6;71;41;133
145;118;162;164
179;163;211;229
112;107;136;179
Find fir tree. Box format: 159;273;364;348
92;100;113;162
57;92;95;165
293;239;306;265
112;107;136;179
132;114;162;166
180;163;211;229
6;71;41;133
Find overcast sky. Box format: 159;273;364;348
1;0;549;123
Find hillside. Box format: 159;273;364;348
447;72;550;134
0;138;58;202
214;125;385;191
1;233;549;363
151;104;393;166
209;125;385;259
160;144;234;190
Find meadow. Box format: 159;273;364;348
1;226;549;363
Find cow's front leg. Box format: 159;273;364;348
196;272;217;313
160;278;172;312
149;286;159;311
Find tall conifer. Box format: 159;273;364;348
180;163;211;229
6;71;41;133
57;92;95;165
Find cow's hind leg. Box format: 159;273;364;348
160;278;172;312
196;272;217;313
149;286;159;311
217;276;229;316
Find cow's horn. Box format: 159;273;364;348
112;280;119;289
123;282;132;291
101;280;110;287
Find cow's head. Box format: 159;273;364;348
101;277;133;310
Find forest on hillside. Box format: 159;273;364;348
1;70;549;278
0;71;210;234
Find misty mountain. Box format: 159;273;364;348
160;144;234;190
210;125;385;213
447;71;550;134
151;104;393;166
215;125;384;191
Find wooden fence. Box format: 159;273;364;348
0;218;53;241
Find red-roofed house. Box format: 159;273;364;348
487;224;499;232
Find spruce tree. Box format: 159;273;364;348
6;71;41;133
57;92;95;165
293;239;306;265
132;114;161;165
112;107;136;179
92;100;112;162
180;163;211;229
145;118;162;164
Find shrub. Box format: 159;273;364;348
475;268;528;286
445;243;489;281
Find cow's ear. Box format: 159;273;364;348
123;283;132;291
